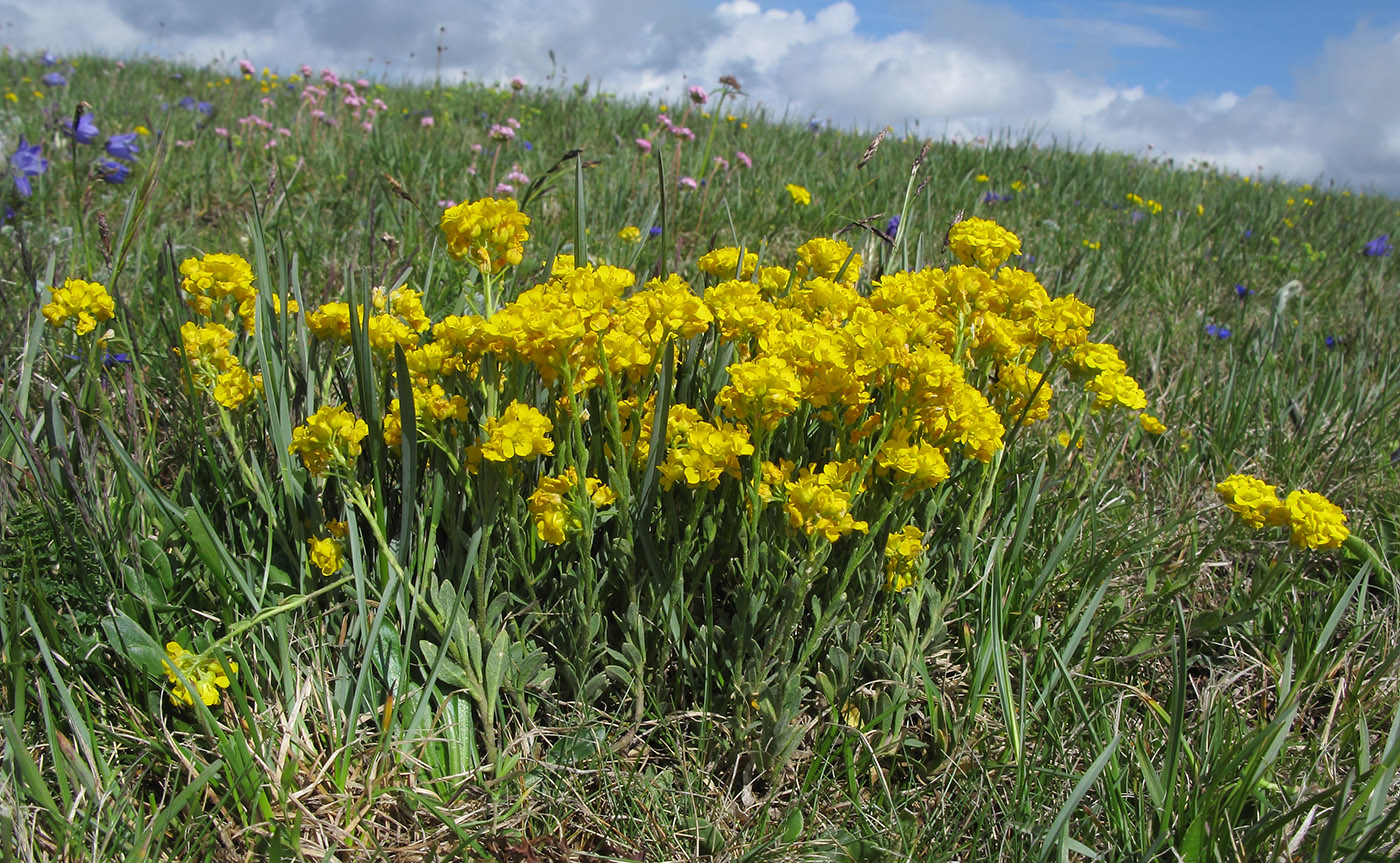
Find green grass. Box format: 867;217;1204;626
1;52;1398;862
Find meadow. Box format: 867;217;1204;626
1;50;1398;862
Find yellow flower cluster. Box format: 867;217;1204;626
657;404;755;490
288;405;370;477
782;461;869;542
785;183;812;206
306;286;431;356
307;535;345;575
477;401;554;462
527;468;617;544
175;321;264;409
180;252;260;328
947;217;1022;270
884;525;926;592
162;641;237;707
698;247;759;280
1215;474;1349;549
440;196;531;273
42;278;115;336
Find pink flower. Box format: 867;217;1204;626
174;140;195;149
421;116;435;127
277;127;292;137
489;124;515;141
115;61;125;69
714;156;729;171
506;117;520;129
471;143;483;153
300;64;313;78
214;127;229;137
679;176;698;190
261;97;276;107
672;126;695;142
735;150;752;169
688;85;707;105
634;138;652;154
372;98;388;111
361;121;373;132
506;167;530;184
264;139;278;149
437;199;458;208
656;113;674;130
237;59;256;77
495;182;516;195
356;78;369;89
511;76;525;91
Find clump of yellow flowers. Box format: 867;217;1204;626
1216;473;1349;549
162;642;237;707
185;198;1160;584
42;278;115;336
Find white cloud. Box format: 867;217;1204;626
8;0;1400;193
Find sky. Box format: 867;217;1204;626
7;0;1400;193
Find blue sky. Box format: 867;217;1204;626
9;0;1400;192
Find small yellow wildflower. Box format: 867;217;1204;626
1282;489;1349;549
1215;474;1286;529
288;405;371;477
947;218;1021;270
440;196;531;274
884;525;926;592
307;536;345;575
479;401;554;461
1138;412;1167;435
616;225;642;242
162;642;237;707
785;183;811;206
41;278;116;336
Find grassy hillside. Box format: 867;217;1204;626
1;51;1398;861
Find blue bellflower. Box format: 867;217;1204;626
9;138;49;197
97;160;131;184
1363;234;1393;257
41;72;67;87
105;133;141;161
63;113;100;144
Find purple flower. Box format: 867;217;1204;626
1325;335;1337;349
41;72;67;87
62;112;100;144
178;96;197;111
649;226;663;237
41;52;57;66
1205;323;1231;339
9;138;48;198
105;133;140;161
1362;234;1392;257
886;214;900;238
983;191;1011;205
97;160;130;184
523;140;533;151
1234;283;1253;298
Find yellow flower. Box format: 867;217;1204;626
440;196;531;274
307;536;345;575
783;461;868;542
1282;489;1348;549
616;225;642;242
697;247;758;279
974;173;989;183
1215;474;1286;530
41;278;116;336
288;405;371;477
135;125;150;136
212;364;262;409
947;218;1021;270
785;183;812;206
794;237;861;285
527;468;616;544
479;401;554;461
1138;412;1166;434
162;642;237;707
884;525;925;592
1085;370;1147;411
